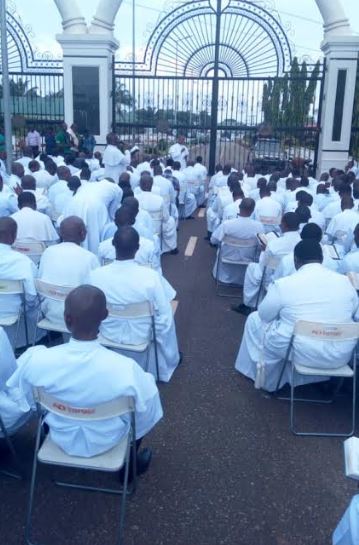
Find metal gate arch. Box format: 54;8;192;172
113;0;324;174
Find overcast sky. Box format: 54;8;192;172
12;0;359;63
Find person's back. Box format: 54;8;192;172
6;285;163;457
11;192;58;243
254;194;282;220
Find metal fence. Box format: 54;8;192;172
0;72;64;152
113;63;324;173
350;63;359;160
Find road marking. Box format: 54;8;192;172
184;236;198;257
198;208;205;218
171;300;178;315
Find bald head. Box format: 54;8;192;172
21;175;36;190
140;174;153;192
60;216;87;245
114;206;136;228
121;196;139;216
239;198;255;217
64;285;108;340
57;166;71;182
0;217;17;245
113;226;139;260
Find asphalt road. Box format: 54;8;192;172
0;212;357;545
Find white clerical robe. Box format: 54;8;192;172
0;243;42;347
254;196;282;226
222;200;242;220
62;193;109;254
211;217;263;284
183;165;205;206
136;190;177;252
11;207;59;243
78;179;123;221
103;145;130;182
339;248;359;274
0;191;17;217
6;339;163;457
38;242;100;326
169;143;189;169
243;231;302;308
33;170;56;190
88;260;180;382
273;244;338;280
326;209;359;243
333;495;359;545
98;236;159;270
48;179;70;207
235;263;358;392
173;170;197;219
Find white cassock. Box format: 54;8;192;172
98;236;159;270
243;231;302;308
48;179;70;207
222;199;242;221
206;188;233;233
38;242;100;326
333;495;359;545
183;165;205;206
169;143;189;170
88;260;180;382
172;170;197;219
62;193;109;255
153;175;178;221
6;339;163;457
211;217;263;284
0;243;43;347
326;209;359;244
323;199;341;221
6;174;22;190
136;190;177;253
90;167;105;181
242;175;258;193
11;207;59;243
0;191;18;217
26;189;52;216
103;145;130;182
193;162;208;184
136;161;152;175
236;263;359;392
79;179;123;221
339;247;359;274
314;193;332;212
254;196;282;228
33;170;56;190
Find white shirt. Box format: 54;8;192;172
77;179;123;221
169;143;189;169
38;242;100;325
339;247;359;274
254;196;282;221
326;209;359;240
0;191;18;217
6;339;163;457
11;207;59;243
98;236;158;269
33;170;56;190
103;145;130;181
222;200;242;220
26;131;41;147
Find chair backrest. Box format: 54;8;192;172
35;279;72;301
259;216;281;225
0;279;24;295
107;300;154;319
222;236;258;249
13;240;46;256
347;272;359;291
33;387;135;421
294;320;359;341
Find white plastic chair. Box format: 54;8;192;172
98;301;160;380
255;254;281;309
25;388;136;545
276;320;359;437
215;236;258;297
258;215;281;234
33;279;72;343
13;240;46;265
347;272;359;292
0;279;29;347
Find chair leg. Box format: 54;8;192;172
118;434;132;545
0;418;24;480
25;421;43;545
152;318;160;381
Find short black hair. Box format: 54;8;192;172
301;222;322;242
294;239;323;263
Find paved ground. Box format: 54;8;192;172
0;212;358;545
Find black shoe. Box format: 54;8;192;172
231;303;252;316
136;448;152;476
170;248;179;255
178;351;183;365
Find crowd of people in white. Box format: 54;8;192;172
0;129;359;541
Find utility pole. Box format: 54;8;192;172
208;0;221;176
0;0;13;172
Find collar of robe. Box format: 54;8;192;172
69;337;101;349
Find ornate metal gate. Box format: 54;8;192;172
113;0;325;174
0;5;64;143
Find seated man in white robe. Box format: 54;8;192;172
211;198;263;285
274;223;339;280
136;174;178;255
172;161;197;219
15;146;33;171
168;136;188;170
326;197;359;247
236;212;301;314
88;227;180;382
102;196;154;243
193;156;208;186
254;185;282;230
183;160;206;207
20;175;52;216
339;223;359;274
99;206;160;271
38;216;100;327
11;192;59;244
7;162;24;191
28;160;57;190
222;186;244;220
0;217;43;347
48;166;72;209
235;239;358;392
77;173;123;222
6;285;163;474
103;133;130;182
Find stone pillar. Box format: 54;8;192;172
56;34;119;147
317;37;359;174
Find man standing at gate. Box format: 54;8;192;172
169;135;189;170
